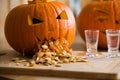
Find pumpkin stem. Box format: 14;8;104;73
28;0;51;4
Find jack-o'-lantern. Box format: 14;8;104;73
77;0;120;49
5;0;76;55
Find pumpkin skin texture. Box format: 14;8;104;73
5;0;76;54
77;0;120;49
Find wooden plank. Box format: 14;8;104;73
0;50;120;79
0;67;117;79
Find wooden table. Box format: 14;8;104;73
0;50;120;80
1;35;120;80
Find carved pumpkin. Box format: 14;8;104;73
77;0;120;49
5;0;76;54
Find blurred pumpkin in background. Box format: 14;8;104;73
77;0;120;49
5;0;76;55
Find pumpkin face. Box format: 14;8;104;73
5;0;76;54
77;0;120;49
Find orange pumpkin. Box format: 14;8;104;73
77;0;120;49
5;0;76;54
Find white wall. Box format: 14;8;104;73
0;0;9;50
0;0;27;51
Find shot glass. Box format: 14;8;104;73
85;30;99;58
106;29;120;58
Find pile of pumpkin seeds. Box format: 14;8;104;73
11;39;87;67
31;39;87;66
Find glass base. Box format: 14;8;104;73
106;49;119;58
106;53;118;58
106;53;120;58
86;53;99;58
117;54;120;57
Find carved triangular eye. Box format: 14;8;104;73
28;15;44;25
57;10;68;20
32;18;43;24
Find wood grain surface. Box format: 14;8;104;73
0;50;120;80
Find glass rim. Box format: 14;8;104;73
84;29;99;32
106;29;120;33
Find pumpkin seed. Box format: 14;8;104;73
29;60;35;67
41;44;48;49
11;58;19;61
54;40;59;45
48;60;56;65
16;63;19;66
55;64;62;67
